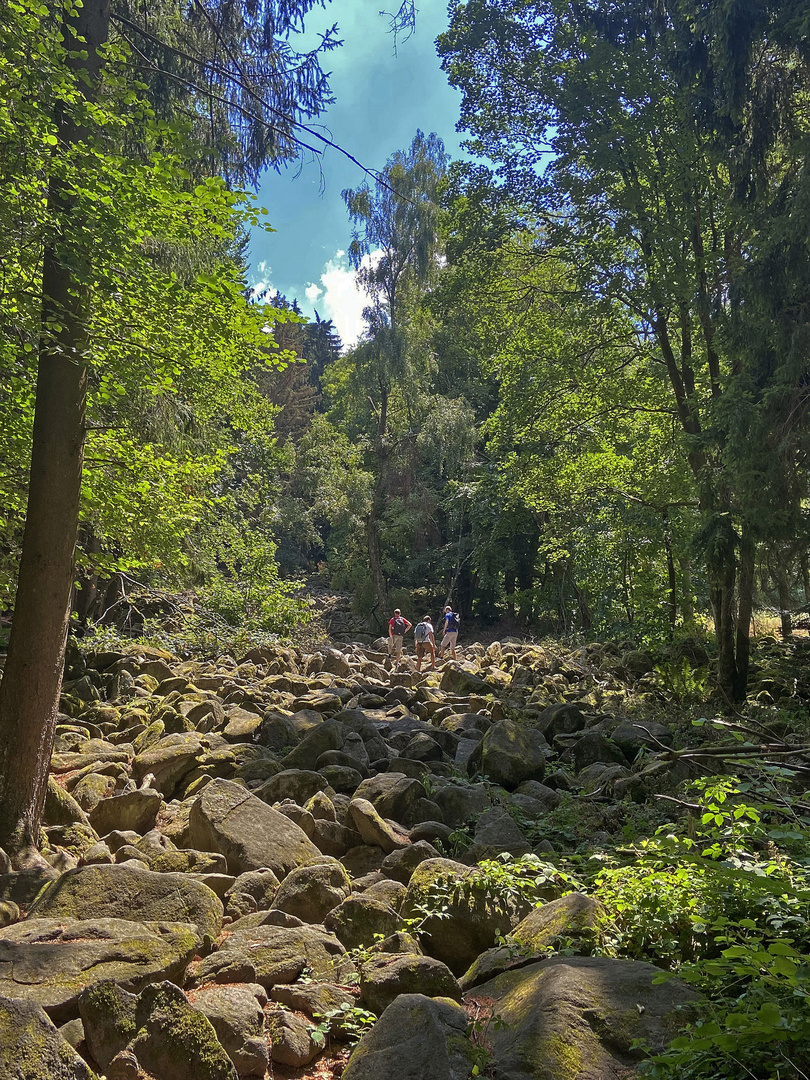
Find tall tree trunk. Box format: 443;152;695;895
774;562;793;641
663;509;677;634
679;556;695;626
712;561;737;704
733;528;756;701
367;389;390;613
0;0;110;864
800;551;810;606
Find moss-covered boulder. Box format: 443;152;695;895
0;917;201;1021
402;858;523;975
28;863;223;940
186;983;268;1078
272;858;352;923
87;788;163;836
459;894;609;990
131;733;206;797
324;895;401;951
466;720;548;789
472;956;700;1080
80;980;237;1080
0;994;99;1080
188;924;354;989
342;993;475;1080
44;777;90;827
359;953;462;1015
188;778;321;879
223;869;281;919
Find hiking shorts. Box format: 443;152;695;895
416;640;434;658
389;635;404;660
440;631;458;652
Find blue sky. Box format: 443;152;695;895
248;0;468;347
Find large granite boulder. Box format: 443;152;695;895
342;994;475;1080
466;720;548;789
324;895;401;951
187;983;268;1077
28;863;223;940
359;953;462;1014
188;924;353;989
272;859;352;924
188;778;320;878
131;734;206;797
470;955;700;1080
460;893;609;990
348;798;410;853
79;980;237;1080
0;995;99;1080
401;858;522;975
0;917;200;1021
352;774;427;825
87;788;163;836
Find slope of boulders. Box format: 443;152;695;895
0;637;704;1080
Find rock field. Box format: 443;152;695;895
0;637;701;1080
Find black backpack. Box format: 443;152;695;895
393;616;407;635
445;611;459;632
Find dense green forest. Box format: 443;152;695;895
1;1;810;1078
5;0;810;688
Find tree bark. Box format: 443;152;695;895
679;556;695;626
733;528;756;701
367;388;390;613
663;509;677;633
0;0;110;864
774;561;793;641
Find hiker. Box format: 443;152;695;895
387;608;412;667
413;614;436;672
438;604;460;660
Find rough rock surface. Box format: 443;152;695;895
188;778;321;877
342;994;475;1080
0;917;200;1020
469;956;700;1080
0;994;100;1080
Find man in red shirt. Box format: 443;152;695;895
388;608;412;667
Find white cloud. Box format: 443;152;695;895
305;249;382;349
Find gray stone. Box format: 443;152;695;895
471;955;700;1080
402;859;522;975
254;769;333;806
29;863;223;940
359;953;462;1015
348;799;410;854
272;859;352;923
188;778;321;879
224;869;281;919
467;720;548;789
189;924;353;989
0;918;201;1021
380;840;441;884
266;1007;320;1067
464;807;531;863
324;895;401;951
0;994;99;1080
88;789;163;836
188;983;268;1077
81;980;237;1080
342;994;474;1080
353;774;427;824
